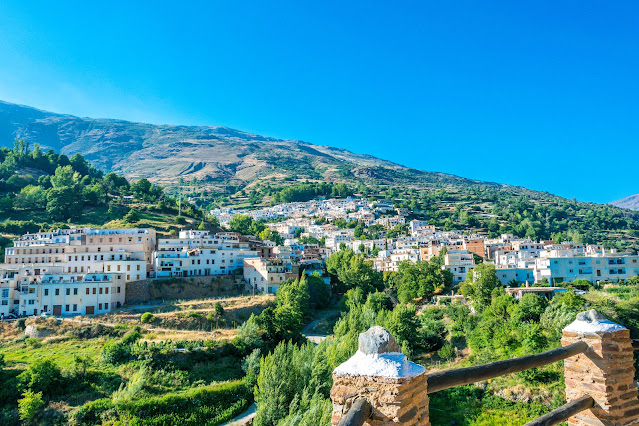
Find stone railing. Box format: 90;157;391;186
330;310;639;425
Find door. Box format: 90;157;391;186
85;306;95;315
53;305;62;316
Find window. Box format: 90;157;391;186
55;289;60;296
99;288;103;294
98;303;102;310
3;289;10;298
93;288;96;294
86;288;90;295
117;287;121;294
105;288;109;294
73;288;78;295
73;304;77;311
1;300;7;306
105;303;109;310
28;299;34;305
43;305;47;311
65;305;70;311
66;288;70;296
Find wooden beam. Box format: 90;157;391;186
427;341;588;394
523;395;594;426
337;397;372;426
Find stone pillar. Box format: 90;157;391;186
562;309;639;425
330;326;429;425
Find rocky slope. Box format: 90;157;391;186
611;194;639;211
0;100;497;192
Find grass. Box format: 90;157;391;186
0;336;106;369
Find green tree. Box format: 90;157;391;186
123;208;140;223
229;214;253;235
46;186;81;220
396;260;452;303
50;165;78;188
14;185;47;210
511;293;548;323
460;263;500;311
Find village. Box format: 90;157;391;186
0;197;637;318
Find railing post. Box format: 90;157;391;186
562;309;639;425
330;326;430;425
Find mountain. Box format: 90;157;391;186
611;194;639;211
0;100;508;194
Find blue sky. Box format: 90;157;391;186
0;1;637;203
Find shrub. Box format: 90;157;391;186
18;389;43;423
437;342;455;360
18;359;62;395
101;341;130;365
140;312;156;324
214;302;224;317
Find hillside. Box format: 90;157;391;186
611;193;639;211
0;100;505;194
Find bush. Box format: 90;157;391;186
18;359;62;395
140;312;156;324
101;341;130;365
214;302;224;317
437;342;455;360
18;389;43;423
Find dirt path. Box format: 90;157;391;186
223;403;257;425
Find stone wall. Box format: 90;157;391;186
562;309;639;425
125;275;246;303
330;326;429;425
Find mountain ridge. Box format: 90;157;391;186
611;194;639;211
0;100;505;192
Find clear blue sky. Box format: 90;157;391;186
0;1;637;203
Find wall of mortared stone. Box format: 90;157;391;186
125;275;246;303
331;372;430;426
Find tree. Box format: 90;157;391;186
385;304;422;353
214;302;224;317
46;186;81;220
396;260;452;303
229;214;253;235
460;263;500;311
14;185;47;210
69;153;89;176
123;208;140;223
325;248;383;294
132;178;152;196
50;165;78;188
511;293;548;323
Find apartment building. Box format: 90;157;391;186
443;250;476;284
243;257;290;294
0;265;125;317
533;253;639;284
4;227;155;281
154;230;258;277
